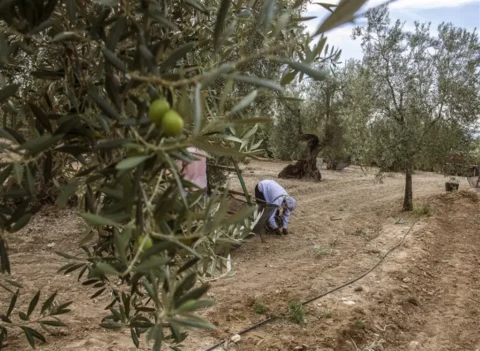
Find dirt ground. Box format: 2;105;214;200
2;161;480;351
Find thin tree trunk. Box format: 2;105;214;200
403;161;413;211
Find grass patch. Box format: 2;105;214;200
253;301;268;314
348;228;367;236
413;203;431;216
354;320;366;329
288;301;305;325
313;246;332;257
323;311;333;319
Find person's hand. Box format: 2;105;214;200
282;228;288;235
274;228;282;236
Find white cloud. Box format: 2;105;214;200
371;0;479;10
305;21;363;60
307;0;479;13
304;0;478;61
323;25;363;61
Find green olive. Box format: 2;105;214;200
134;235;153;254
148;98;170;125
161;110;184;137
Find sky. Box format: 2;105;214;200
304;0;480;61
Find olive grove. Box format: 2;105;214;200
277;5;480;210
0;0;371;349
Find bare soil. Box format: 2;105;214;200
2;161;480;351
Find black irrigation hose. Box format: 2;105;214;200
229;193;266;205
204;218;421;351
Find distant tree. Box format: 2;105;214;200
269;88;304;160
353;5;480;210
340;60;377;167
302;67;349;169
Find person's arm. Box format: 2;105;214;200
268;196;284;230
282;209;292;229
268;211;278;229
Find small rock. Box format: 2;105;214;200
354;286;363;292
409;341;420;349
343;300;356;305
47;243;55;248
407;297;420;306
403;277;412;283
231;334;241;343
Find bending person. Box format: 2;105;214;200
254;179;296;235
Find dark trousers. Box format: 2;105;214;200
255;184;282;231
254;184;266;206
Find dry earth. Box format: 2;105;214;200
2;161;480;351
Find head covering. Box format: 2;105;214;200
285;196;296;211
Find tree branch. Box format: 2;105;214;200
421;102;444;139
381;52;404;123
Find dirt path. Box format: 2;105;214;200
391;192;480;351
2;161;479;351
185;162;480;351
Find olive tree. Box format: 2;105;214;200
0;0;371;349
301;65;353;168
353;5;480;210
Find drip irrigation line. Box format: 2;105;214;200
204;218;421;351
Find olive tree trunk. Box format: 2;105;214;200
278;134;322;182
403;162;413;211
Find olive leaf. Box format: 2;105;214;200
183;0;209;14
102;48;127;72
160;42;197;71
214;0;232;52
285;61;328;81
0;84;19;103
80;213;120;227
228;75;284;92
116;156;150;170
230;90;258;115
314;0;367;35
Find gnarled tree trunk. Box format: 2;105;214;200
278;134;322;182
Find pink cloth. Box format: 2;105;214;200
177;147;208;190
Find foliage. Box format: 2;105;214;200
0;0;368;349
268;89;304;160
0;286;72;349
413;203;431;216
301;66;349;166
253;300;268;314
268;44;343;161
313;245;332;257
288;300;305;325
353;320;365;329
